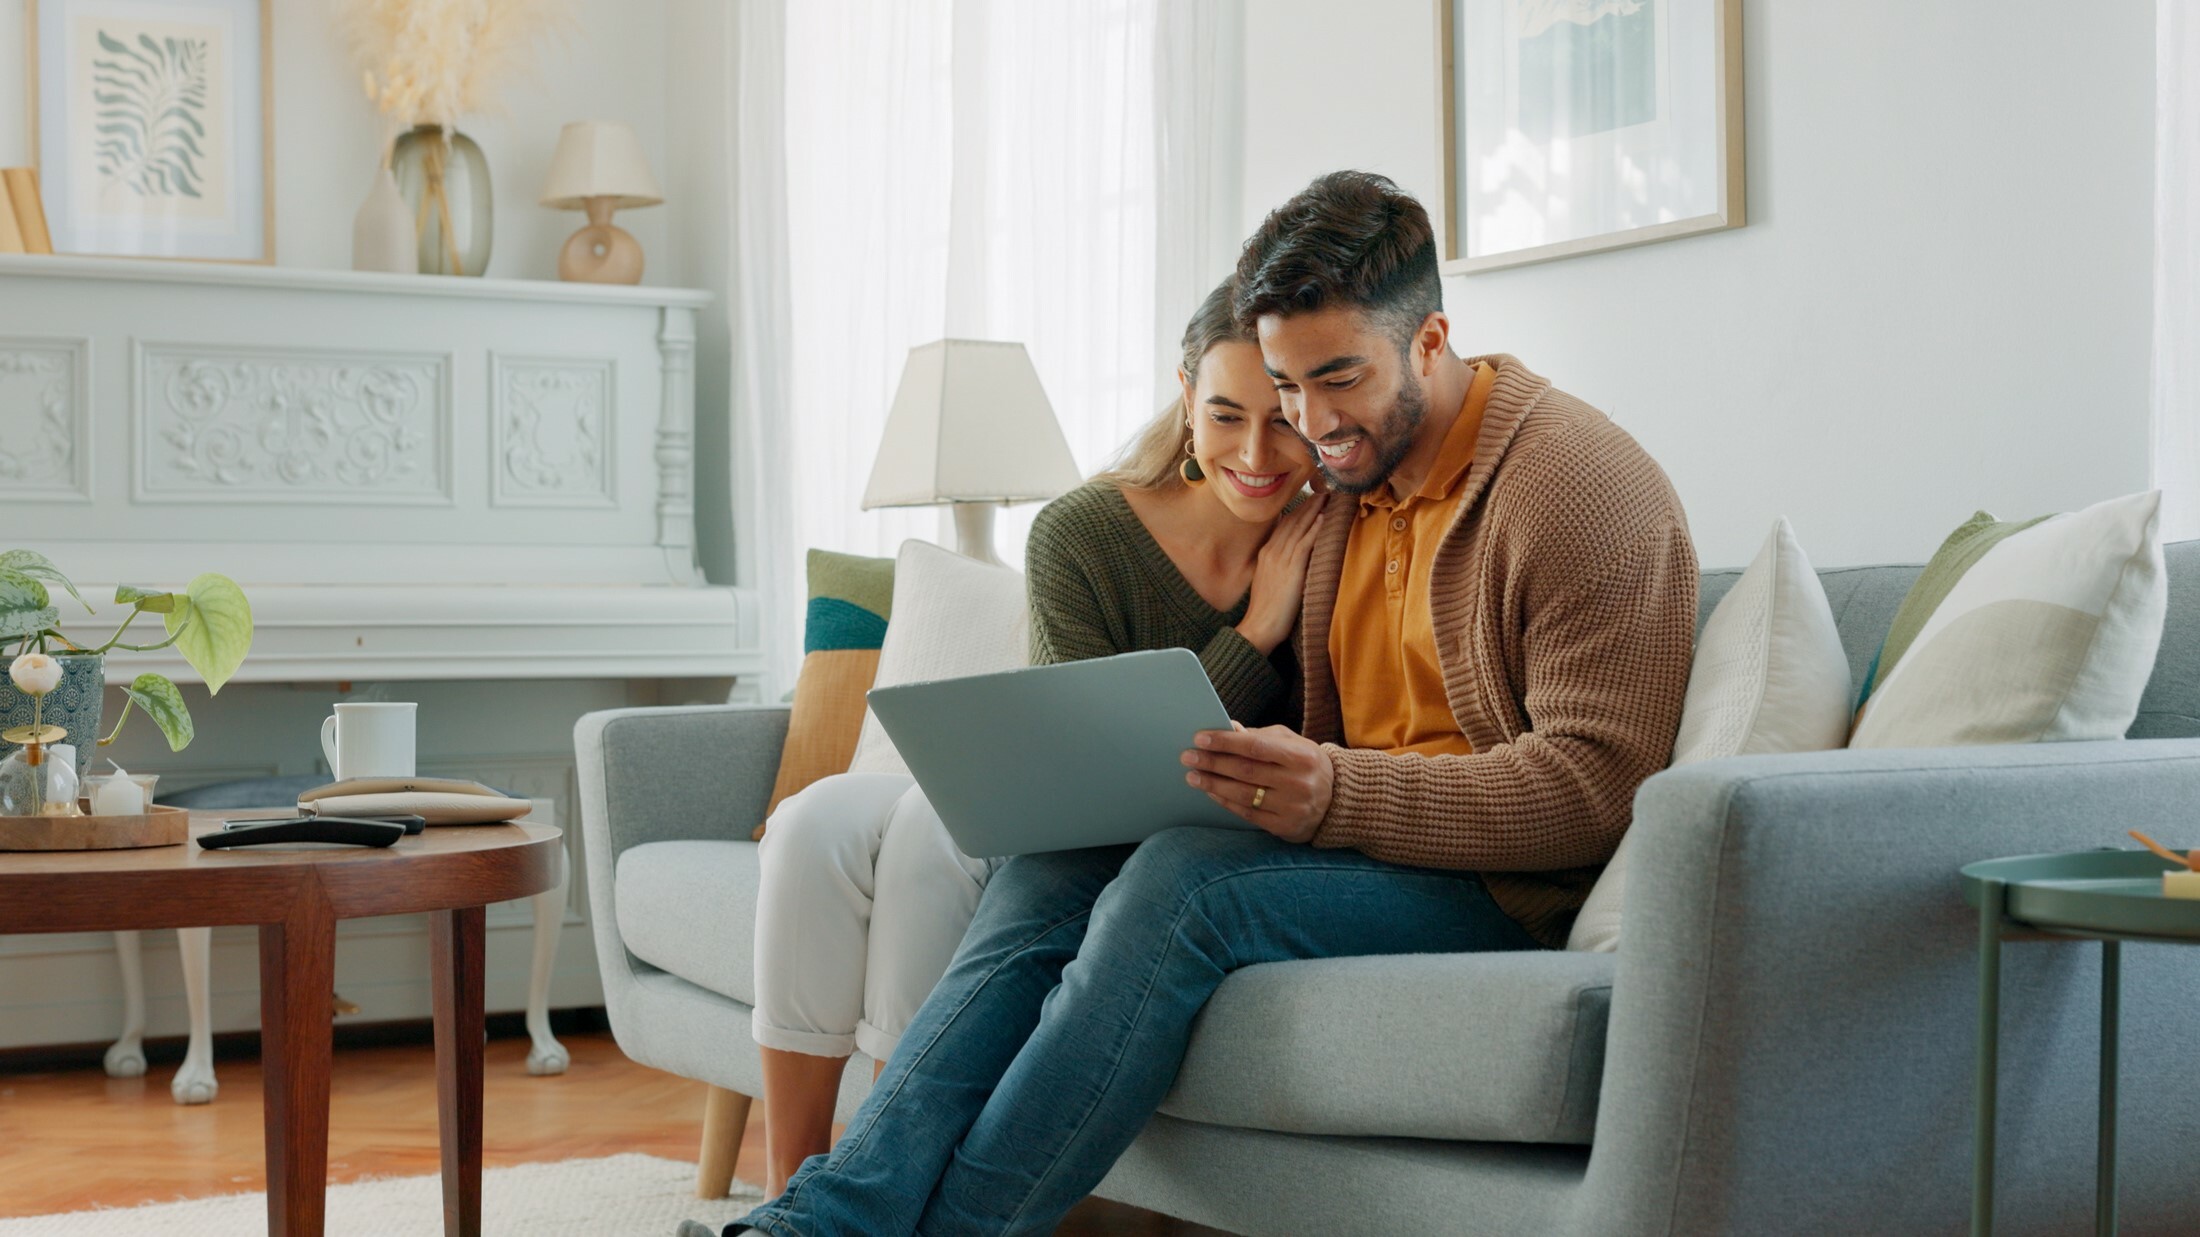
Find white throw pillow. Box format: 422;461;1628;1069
1849;490;2166;748
1567;517;1851;953
847;539;1030;775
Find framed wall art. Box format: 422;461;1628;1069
1435;0;1743;275
28;0;273;263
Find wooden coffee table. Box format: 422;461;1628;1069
0;812;562;1236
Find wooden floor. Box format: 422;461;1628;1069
0;1029;1226;1233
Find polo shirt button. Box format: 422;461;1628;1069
1386;560;1399;574
1391;517;1406;532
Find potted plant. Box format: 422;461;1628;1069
0;549;253;761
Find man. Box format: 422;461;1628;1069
696;170;1696;1237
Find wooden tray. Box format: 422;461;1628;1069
0;803;191;851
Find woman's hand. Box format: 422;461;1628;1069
1235;492;1328;654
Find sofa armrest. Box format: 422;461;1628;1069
574;703;790;861
1583;738;2200;1235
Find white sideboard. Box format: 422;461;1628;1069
0;254;762;677
0;255;760;1052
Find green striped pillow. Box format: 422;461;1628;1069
759;550;896;837
803;549;894;653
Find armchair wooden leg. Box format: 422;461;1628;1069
697;1086;754;1199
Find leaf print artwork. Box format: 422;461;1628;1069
89;30;210;200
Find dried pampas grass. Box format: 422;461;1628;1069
337;0;575;127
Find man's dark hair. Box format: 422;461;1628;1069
1232;170;1442;353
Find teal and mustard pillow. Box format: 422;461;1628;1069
758;550;895;839
1850;492;2166;748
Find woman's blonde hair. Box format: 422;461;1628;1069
1096;277;1253;491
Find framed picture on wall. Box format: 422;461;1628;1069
27;0;273;263
1435;0;1743;275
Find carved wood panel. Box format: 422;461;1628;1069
135;344;451;503
491;355;616;508
0;337;91;502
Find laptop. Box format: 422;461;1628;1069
864;648;1256;858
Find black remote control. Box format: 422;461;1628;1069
198;817;407;849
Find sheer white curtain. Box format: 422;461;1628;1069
734;0;1243;692
2153;0;2200;540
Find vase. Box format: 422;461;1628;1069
0;652;103;760
0;742;79;817
390;124;493;277
352;166;418;274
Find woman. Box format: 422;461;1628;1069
746;278;1325;1196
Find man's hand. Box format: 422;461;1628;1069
1181;723;1334;844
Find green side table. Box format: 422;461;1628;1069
1960;849;2200;1237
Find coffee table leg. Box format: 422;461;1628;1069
2098;939;2119;1237
259;904;337;1237
433;906;487;1237
1974;879;2004;1237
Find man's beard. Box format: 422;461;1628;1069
1316;375;1427;495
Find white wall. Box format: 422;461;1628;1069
0;0;673;282
1241;0;2157;570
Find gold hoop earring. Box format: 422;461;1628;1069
1180;435;1206;485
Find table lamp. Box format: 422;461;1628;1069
539;121;663;284
861;339;1083;566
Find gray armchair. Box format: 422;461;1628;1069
574;704;876;1197
578;546;2200;1233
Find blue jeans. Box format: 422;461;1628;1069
734;825;1539;1236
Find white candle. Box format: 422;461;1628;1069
92;776;144;817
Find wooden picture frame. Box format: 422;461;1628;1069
1434;0;1743;276
26;0;275;264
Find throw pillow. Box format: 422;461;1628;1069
757;550;896;839
1850;490;2166;748
1567;517;1850;953
847;539;1030;776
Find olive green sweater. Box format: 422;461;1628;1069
1025;481;1293;726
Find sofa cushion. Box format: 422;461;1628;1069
615;840;761;1005
761;549;896;839
1852;491;2167;747
1158;950;1615;1145
1571;518;1851;953
849;539;1029;776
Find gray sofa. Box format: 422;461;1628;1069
575;545;2200;1235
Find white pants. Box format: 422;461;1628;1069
751;772;1000;1060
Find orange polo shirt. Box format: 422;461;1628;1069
1329;362;1496;756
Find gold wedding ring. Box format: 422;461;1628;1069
1251;787;1267;809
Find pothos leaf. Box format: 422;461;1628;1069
164;573;251;693
0;606;59;641
0;570;56;641
114;585;178;613
0;551;90;614
122;673;193;752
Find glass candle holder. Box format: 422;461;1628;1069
85;771;159;817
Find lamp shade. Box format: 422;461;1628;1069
861;339;1084;508
539;121;663;210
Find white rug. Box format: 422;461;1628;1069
0;1153;763;1237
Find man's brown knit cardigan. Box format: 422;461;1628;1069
1297;354;1698;946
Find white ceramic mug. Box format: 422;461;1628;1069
321;702;417;783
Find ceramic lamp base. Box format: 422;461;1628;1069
558;207;644;285
951;502;1006;566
